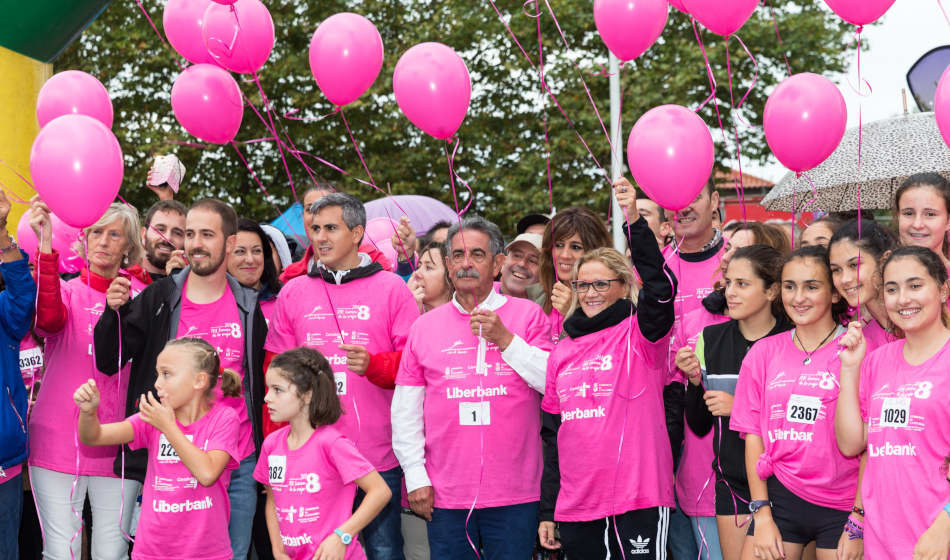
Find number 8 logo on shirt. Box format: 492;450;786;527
306;473;321;493
915;382;933;399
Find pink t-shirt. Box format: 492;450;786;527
396;296;554;509
128;403;240;560
861;318;897;352
546;307;564;345
260;297;277;325
859;339;950;560
673;307;729;517
541;318;673;521
19;333;43;395
253;425;375;560
266;271;419;471
178;283;253;460
730;330;858;510
29;275;145;476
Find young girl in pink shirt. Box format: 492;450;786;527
731;246;862;560
255;347;391;560
73;337;243;560
837;246;950;560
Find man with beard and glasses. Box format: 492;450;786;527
94;199;268;560
265;192;419;560
497;232;541;299
392;216;553;558
140;200;186;282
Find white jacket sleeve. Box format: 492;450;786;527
391;385;430;493
501;334;549;394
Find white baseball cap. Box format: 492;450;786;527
505;233;542;252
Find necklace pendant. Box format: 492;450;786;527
803;357;812;366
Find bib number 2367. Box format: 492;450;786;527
459;402;490;426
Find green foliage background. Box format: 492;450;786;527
59;1;854;234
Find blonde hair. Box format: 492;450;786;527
568;247;637;315
164;337;242;398
77;203;145;269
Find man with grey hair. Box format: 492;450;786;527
265;192;419;560
392;215;553;558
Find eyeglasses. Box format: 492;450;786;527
449;249;490;265
571;279;622;293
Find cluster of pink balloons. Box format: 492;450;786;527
31;71;123;229
164;0;277;145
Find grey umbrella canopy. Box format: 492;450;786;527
761;112;950;213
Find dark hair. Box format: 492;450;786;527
781;245;850;319
190;199;238;238
894;172;950;256
236;218;280;295
828;218;897;267
728;244;786;318
539;206;611;313
164;337;241;398
269;347;342;427
882;245;950;328
801;215;844;244
144;200;187;228
729;222;792;255
419;220;453;248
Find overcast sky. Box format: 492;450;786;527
747;1;949;183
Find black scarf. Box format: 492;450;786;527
307;260;383;284
563;299;635;339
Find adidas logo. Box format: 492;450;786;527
629;535;650;555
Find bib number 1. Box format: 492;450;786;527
459;402;490;426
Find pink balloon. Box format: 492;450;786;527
202;0;274;74
364;217;399;269
211;0;237;3
16;209;84;274
163;0;216;65
933;66;950;151
36;71;113;129
669;0;689;13
763;73;847;173
823;0;894;26
681;0;759;36
309;13;384;106
171;64;244;145
627;105;714;211
594;0;668;62
393;43;472;140
29;115;123;229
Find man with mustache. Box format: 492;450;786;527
140;200;186;282
94;199;268;560
497;232;541;299
265;192;419;560
392;216;553;558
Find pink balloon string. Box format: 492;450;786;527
0;157;38;202
131;0;185;71
765;0;793;78
730;35;760;129
250;71;301;205
486;0;613;188
939;0;950;26
796;171;824;215
534;0;554;214
282;108;339;123
725;38;749;224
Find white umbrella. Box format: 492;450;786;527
761;112;950;213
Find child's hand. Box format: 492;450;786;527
139;392;176;433
313;533;346;560
73;379;100;413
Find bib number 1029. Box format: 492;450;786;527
459;402;490;426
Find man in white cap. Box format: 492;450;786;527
497;233;541;299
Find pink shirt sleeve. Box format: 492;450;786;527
128;413;152;451
264;286;297;354
729;344;763;437
394;326;425;386
205;407;242;470
388;281;421;352
541;349;561;415
252;435;276;485
525;306;556;352
858;349;875;423
329;436;375;485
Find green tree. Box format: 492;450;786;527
59;1;854;234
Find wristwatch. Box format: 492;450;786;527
749;500;772;514
334;528;353;545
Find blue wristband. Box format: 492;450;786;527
943;503;950;517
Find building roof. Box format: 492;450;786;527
714;169;774;189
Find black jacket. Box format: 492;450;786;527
539;216;677;522
94;267;268;481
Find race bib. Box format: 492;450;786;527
334;372;347;395
268;455;287;484
19;347;43;372
879;397;910;428
157;434;193;462
786;394;821;425
459;402;490;426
